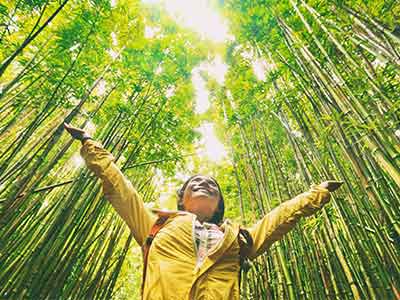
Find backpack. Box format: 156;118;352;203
141;211;253;294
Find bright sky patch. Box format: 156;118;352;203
195;122;228;162
192;68;210;114
142;0;230;43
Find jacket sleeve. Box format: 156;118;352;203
80;139;156;246
247;184;330;259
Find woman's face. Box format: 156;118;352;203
182;175;220;223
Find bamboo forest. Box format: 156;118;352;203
0;0;399;299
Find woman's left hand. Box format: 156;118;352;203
319;180;344;192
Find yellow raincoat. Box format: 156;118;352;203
80;139;331;300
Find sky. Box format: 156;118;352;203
141;0;232;163
140;0;232;208
138;0;276;209
90;1;270;190
69;0;234;208
142;0;231;43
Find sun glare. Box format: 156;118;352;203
142;0;230;169
142;0;230;43
192;56;229;114
206;55;228;85
196;122;228;162
192;68;210;114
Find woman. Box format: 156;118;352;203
64;123;343;300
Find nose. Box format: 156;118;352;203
198;178;212;187
191;177;209;189
199;178;207;185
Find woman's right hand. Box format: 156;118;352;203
64;122;91;143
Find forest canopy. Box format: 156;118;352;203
0;0;399;299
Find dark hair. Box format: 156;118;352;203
177;174;225;225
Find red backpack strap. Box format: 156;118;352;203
141;214;170;295
141;210;187;295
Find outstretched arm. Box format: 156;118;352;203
64;123;156;246
246;181;342;259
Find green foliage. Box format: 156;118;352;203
0;0;207;298
213;0;400;299
0;0;398;299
